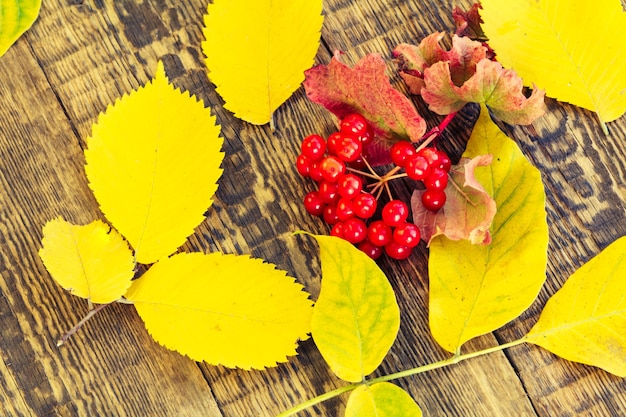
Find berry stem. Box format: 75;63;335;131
419;111;458;148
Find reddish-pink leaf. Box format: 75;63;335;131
304;53;426;142
394;33;487;95
395;33;545;125
423;58;546;124
411;154;496;245
453;3;486;40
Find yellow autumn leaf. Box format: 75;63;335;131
480;0;626;124
428;104;548;352
0;0;41;57
202;0;323;124
527;236;626;377
345;383;422;417
309;234;400;383
124;252;313;369
39;218;135;304
85;62;224;265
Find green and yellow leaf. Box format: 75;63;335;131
125;252;313;369
0;0;41;57
481;0;626;124
309;235;400;382
202;0;323;124
429;104;548;352
84;62;224;265
39;218;135;304
345;383;422;417
527;236;626;377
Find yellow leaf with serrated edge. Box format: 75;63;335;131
346;383;422;417
125;252;313;369
429;104;548;352
480;0;626;124
202;0;323;124
309;234;400;382
0;0;41;56
85;62;224;265
527;236;626;377
39;218;134;304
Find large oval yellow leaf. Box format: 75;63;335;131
527;236;626;377
0;0;41;57
309;235;400;382
202;0;323;124
428;104;548;352
345;383;422;417
85;62;224;264
124;252;313;369
480;0;626;124
39;218;135;304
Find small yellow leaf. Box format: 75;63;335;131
345;383;422;417
480;0;626;123
202;0;323;124
85;62;224;264
527;236;626;377
0;0;41;57
309;235;400;382
125;252;313;369
429;104;548;352
39;218;135;304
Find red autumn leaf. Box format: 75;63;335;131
423;58;546;125
411;154;496;246
303;53;427;142
394;32;486;95
452;3;496;60
395;33;545;125
453;3;486;40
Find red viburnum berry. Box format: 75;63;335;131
336;198;355;221
320;155;346;182
393;222;421;248
424;167;449;191
301;134;326;161
358;239;383;260
335;134;363;162
385;241;412;260
330;222;344;238
296;154;310;177
308;159;324;182
337;174;363;200
323;204;340;225
353;193;377;219
367;220;393;246
340;113;368;137
405;154;431;181
326;132;342;155
382;200;409;227
422;189;446;211
342;217;367;244
390;141;416;168
303;191;325;216
318;181;340;204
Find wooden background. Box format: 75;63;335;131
1;0;625;416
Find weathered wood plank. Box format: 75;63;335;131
0;23;221;417
0;0;625;416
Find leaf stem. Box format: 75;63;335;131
56;302;112;347
368;337;527;385
274;383;360;417
275;337;527;416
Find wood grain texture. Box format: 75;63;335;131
0;0;624;416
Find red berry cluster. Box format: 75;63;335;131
389;141;451;211
296;114;423;260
